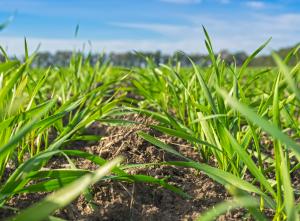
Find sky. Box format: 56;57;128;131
0;0;300;55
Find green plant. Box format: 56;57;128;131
0;43;189;220
130;27;300;220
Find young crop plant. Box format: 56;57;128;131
132;27;300;220
0;41;191;221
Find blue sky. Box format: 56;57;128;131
0;0;300;55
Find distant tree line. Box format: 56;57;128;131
28;50;250;68
0;44;299;68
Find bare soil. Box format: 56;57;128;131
1;114;294;220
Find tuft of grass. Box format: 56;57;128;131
0;45;189;220
132;27;300;220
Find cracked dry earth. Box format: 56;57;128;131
0;114;286;221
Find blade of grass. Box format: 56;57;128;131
218;88;300;162
272;53;300;101
137;131;190;161
10;157;123;221
238;38;272;79
164;161;275;209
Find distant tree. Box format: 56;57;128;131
0;53;5;62
234;51;248;66
54;51;72;67
154;51;161;65
34;52;53;67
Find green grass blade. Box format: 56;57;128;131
137;131;190;161
272;53;300;101
10;157;123;221
164;161;275;209
0;100;55;157
61;149;127;176
218;88;300;162
238;38;271;79
151;125;221;152
197;196;263;221
0;15;14;31
224;128;276;197
189;58;217;114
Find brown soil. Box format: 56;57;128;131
0;114;273;221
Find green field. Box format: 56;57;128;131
0;31;299;221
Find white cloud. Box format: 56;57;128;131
0;37;204;56
1;13;300;56
110;13;300;54
245;1;266;9
160;0;202;4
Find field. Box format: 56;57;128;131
0;31;299;221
